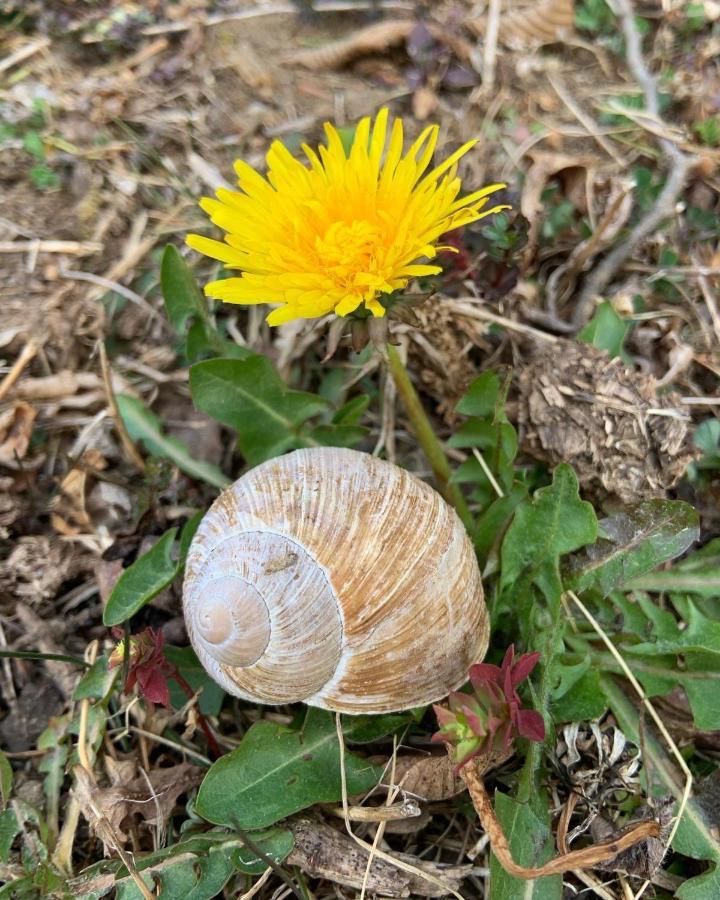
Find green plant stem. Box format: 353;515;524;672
515;626;561;806
385;343;473;532
0;649;88;667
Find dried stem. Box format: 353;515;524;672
461;759;660;878
166;665;222;760
385;342;473;531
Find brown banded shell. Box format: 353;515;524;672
183;447;488;713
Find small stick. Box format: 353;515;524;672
98;343;146;472
0;338;41;402
325;798;420;822
447;299;559;342
77;641;100;774
0;240;102;255
548;73;626;166
0;37;50;75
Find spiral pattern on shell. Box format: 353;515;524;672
183;447;488;713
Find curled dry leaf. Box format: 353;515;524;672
0;401;36;463
389;754;466;802
518;341;698;503
520;151;599;260
287;815;471;897
288;19;472;70
467;0;575;49
50;448;108;536
545;178;635;311
288;20;415;70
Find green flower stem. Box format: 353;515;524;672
386;343;473;532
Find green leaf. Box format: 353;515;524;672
549;659;607;722
450;370;517;499
619;600;720;732
117;394;230;489
306;423;367;449
474;483;528;563
103;528;178;626
455;371;504;417
161;245;207;335
0;751;12;809
190;356;330;465
501;464;597;611
196;708;381;828
231;827;295;874
0;808;19;863
161;245;245;362
164;646;225;716
332;394;369;426
75;830;293;900
178;511;204;569
73;656;118;701
342;713;413;744
677;866;720;899
565;500;700;597
626;537;720;596
489;793;562;899
577;300;630;358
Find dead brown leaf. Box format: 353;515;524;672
391;754;465;802
75;760;203;845
288;20;472;71
50;448;108;536
0;401;36;463
288;20;414;70
520;151;598;259
233;39;274;91
468;0;575;49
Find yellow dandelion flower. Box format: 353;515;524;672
187;109;509;326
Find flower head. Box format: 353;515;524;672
187;109;508;325
432;645;545;771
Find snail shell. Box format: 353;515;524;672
183;447;488;714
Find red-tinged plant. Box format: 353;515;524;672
109;626;170;706
432;644;545;771
109;626;221;758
